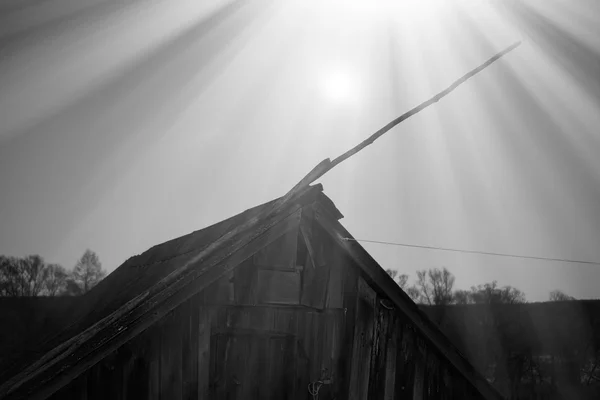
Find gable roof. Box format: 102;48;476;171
0;184;501;400
0;184;328;400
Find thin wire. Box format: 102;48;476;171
342;237;600;266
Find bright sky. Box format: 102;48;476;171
1;0;599;302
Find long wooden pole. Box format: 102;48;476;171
279;41;521;204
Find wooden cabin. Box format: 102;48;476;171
0;184;502;400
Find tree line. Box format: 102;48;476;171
0;249;105;297
385;267;574;305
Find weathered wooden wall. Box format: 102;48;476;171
48;220;348;400
0;297;79;371
49;293;346;399
340;271;486;400
48;216;487;400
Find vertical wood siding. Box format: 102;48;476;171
48;219;488;400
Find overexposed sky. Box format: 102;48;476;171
1;0;599;301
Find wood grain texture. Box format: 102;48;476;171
253;226;298;270
349;277;376;400
314;203;503;400
0;190;308;400
159;310;182;400
257;270;301;305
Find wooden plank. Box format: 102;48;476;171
47;372;87;400
439;363;452;400
122;335;148;400
300;209;326;267
369;301;392;400
300;244;330;309
202;272;234;305
257;270;301;305
233;260;257;305
148;348;160;400
85;363;102;400
197;308;211;398
253;225;298;269
182;298;200;400
315;313;327;374
298;208;319;308
424;349;438;400
383;318;399;400
116;343;136;400
208;333;228;399
180;301;191;400
90;352;122;400
339;297;357;397
249;306;275;331
159;310;182;400
267;336;295;400
1;203;305;400
395;323;416;399
329;311;344;398
413;337;427;400
225;307;251;331
313;206;504;400
325;244;344;309
302;312;317;377
272;308;297;335
349;277;376;400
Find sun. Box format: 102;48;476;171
320;70;358;105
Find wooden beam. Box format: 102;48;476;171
300;224;317;269
278;43;521;201
0;205;304;400
312;204;504;400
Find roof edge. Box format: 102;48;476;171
0;186;324;400
312;203;504;400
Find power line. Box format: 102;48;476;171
342;237;600;266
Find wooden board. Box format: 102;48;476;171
369;301;392;399
197;308;211;398
202;272;234;305
253;226;299;270
208;332;295;400
257;270;301;305
395;324;416;399
182;298;200;400
383;322;398;400
413;336;427;400
348;277;376;400
159;309;182;400
234;260;258;305
325;249;344;309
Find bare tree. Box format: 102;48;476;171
413;268;455;305
549;289;575;301
453;289;471;305
20;255;49;296
70;249;105;294
469;281;526;305
0;255;68;296
0;256;22;296
385;269;409;290
0;255;46;296
405;286;422;303
43;264;69;296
